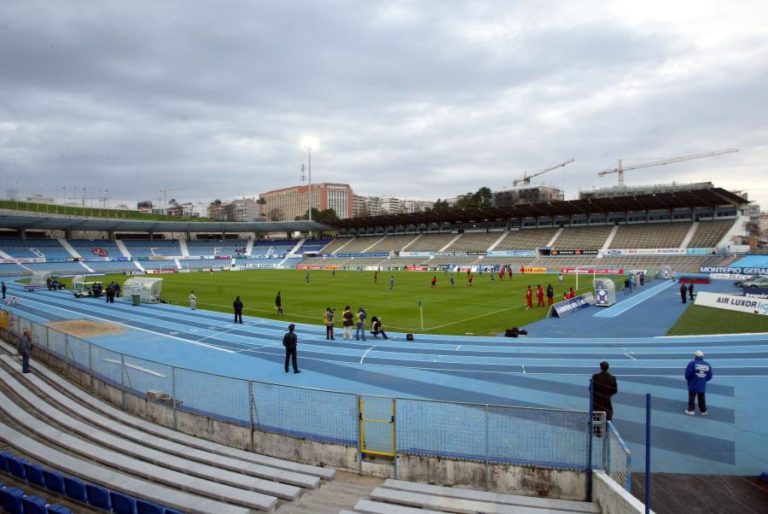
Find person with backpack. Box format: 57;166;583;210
370;316;388;339
342;305;354;340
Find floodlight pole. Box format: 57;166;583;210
307;147;312;222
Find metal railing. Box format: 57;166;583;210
4;310;631;487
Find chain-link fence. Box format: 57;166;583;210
3;310;630;482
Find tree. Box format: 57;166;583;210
296;208;339;223
267;207;285;221
432;199;450;212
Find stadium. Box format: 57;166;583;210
0;180;767;514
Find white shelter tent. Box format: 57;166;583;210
123;277;163;304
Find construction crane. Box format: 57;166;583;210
597;148;739;187
512;159;575;187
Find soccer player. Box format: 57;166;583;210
450;274;455;287
537;285;545;307
431;276;437;288
526;286;533;309
389;275;395;290
468;274;474;287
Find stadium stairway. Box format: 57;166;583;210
342;479;602;514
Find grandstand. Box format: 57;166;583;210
0;183;764;513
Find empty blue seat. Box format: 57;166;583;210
1;486;24;514
22;494;49;514
63;476;87;502
86;483;111;510
47;505;74;514
0;452;9;472
42;470;65;495
110;490;137;514
24;463;46;487
164;508;184;514
6;455;26;480
136;499;165;514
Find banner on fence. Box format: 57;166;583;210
399;251;434;257
560;267;624;275
700;266;768;276
605;248;686;256
694;291;768;315
744;288;768;300
519;267;547;273
486;250;537;257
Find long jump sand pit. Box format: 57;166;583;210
46;319;126;338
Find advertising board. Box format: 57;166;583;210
694;292;768;315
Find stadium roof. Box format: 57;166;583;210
0;211;332;233
333;186;748;229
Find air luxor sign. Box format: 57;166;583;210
694;292;768;316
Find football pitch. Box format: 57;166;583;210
100;269;623;336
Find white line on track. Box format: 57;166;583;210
20;297;235;353
196;326;241;344
455;345;462;351
624;353;637;360
103;359;166;378
522;364;526;374
360;346;377;364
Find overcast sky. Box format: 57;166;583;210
1;0;766;210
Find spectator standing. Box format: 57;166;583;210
1;281;5;299
355;307;368;341
323;307;335;340
282;324;300;374
685;351;712;415
189;291;197;310
591;361;618;422
680;283;688;304
18;329;33;374
233;296;244;323
342;305;354;340
371;316;388;339
688;283;694;302
275;291;284;315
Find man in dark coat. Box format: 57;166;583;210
233;296;244;323
685;350;712;415
275;292;283;315
688;283;694;301
680;282;688;303
19;329;33;374
1;281;6;299
282;323;300;373
592;361;618;422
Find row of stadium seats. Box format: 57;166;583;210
1;451;176;513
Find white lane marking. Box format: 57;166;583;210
522;364;526;374
360;346;377;364
625;353;637;360
455;345;462;351
19;297;235;353
196;326;240;343
103;359;166;378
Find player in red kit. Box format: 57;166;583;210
537;285;545;307
526;285;533;309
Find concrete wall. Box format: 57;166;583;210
27;341;588;499
594;471;653;514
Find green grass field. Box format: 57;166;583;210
668;305;768;335
74;269;618;336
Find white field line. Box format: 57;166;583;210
103;358;166;378
392;305;523;332
196;302;320;322
360;346;377;364
20;297;235;354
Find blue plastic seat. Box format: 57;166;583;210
22;494;49;514
110;490;138;514
0;452;9;472
85;483;112;510
6;455;27;480
47;505;74;514
42;469;66;495
136;499;165;514
1;486;25;514
63;476;87;502
24;463;46;487
164;509;184;514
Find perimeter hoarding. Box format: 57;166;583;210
694;292;768;315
